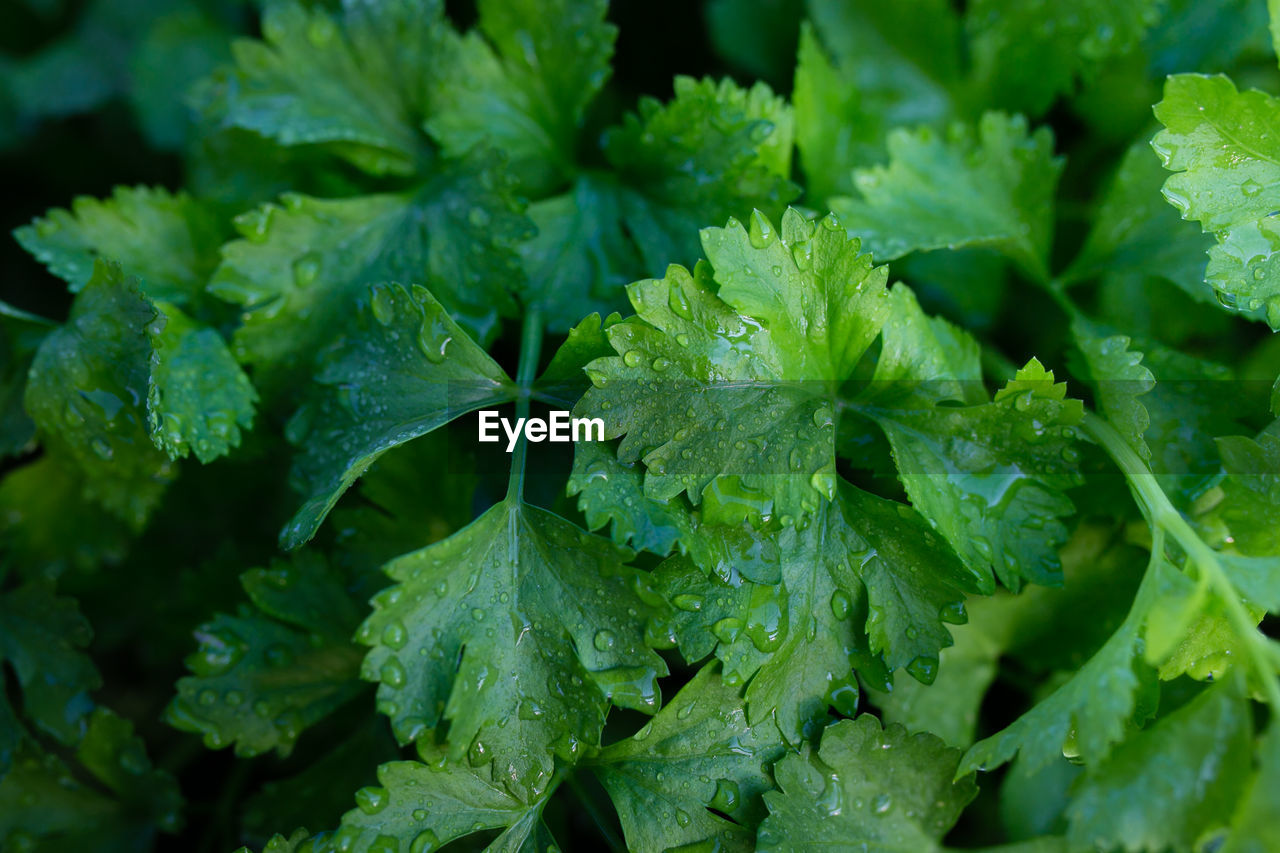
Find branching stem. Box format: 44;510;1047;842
1083;411;1280;709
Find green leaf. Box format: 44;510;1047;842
517;175;641;331
129;9;232;151
0;709;183;849
1062;139;1214;301
1206;426;1280;557
795;0;960;202
1070;319;1155;462
356;497;667;799
14;186;224;307
831;113;1062;282
427;0;615;189
656;484;970;742
146;302;257;464
0;582;99;750
757;715;978;852
858;355;1085;592
1223;721;1280;853
568;440;781;585
706;0;802;85
0;452;132;579
603;77;798;272
872;593;1018;749
201;0;444;176
166;553;365;757
0;301;55;458
330;430;478;579
1067;680;1253;852
589;665;790;853
209;150;531;385
23;262;176;528
280;283;514;549
960;619;1155;775
326;747;554;853
1153;73;1280;328
241;719;396;846
604;77;793;207
966;0;1160;116
578;208;889;523
535;311;622;404
524;79;799;330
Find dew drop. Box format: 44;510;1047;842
370;285;397;326
748;210;776;248
380;657;408;688
355;786;390;815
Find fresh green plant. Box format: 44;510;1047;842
2;0;1280;851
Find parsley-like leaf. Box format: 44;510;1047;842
357;497;667;799
14;185;223;307
210;150;531;383
831;113;1062;282
24;262;176;527
1066;680;1252;852
146;301;257;464
1153;73;1280;327
757;715;978;852
282;282;514;549
166;554;365;757
589;665;790;853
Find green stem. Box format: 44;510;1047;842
1083;411;1280;709
506;307;544;502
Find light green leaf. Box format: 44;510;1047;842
578;208;889;523
831;113;1062;281
858;358;1085;592
568;440;781;585
23;262;176;528
281;283;513;549
966;0;1160;116
166;554;365;757
590;665;790;853
210;151;531;385
356;497;667;799
1070;319;1155;462
1067;680;1253;852
146;302;257;464
1153;73;1280;328
1223;721;1280;853
960;620;1155;775
757;715;978;852
14;186;223;307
